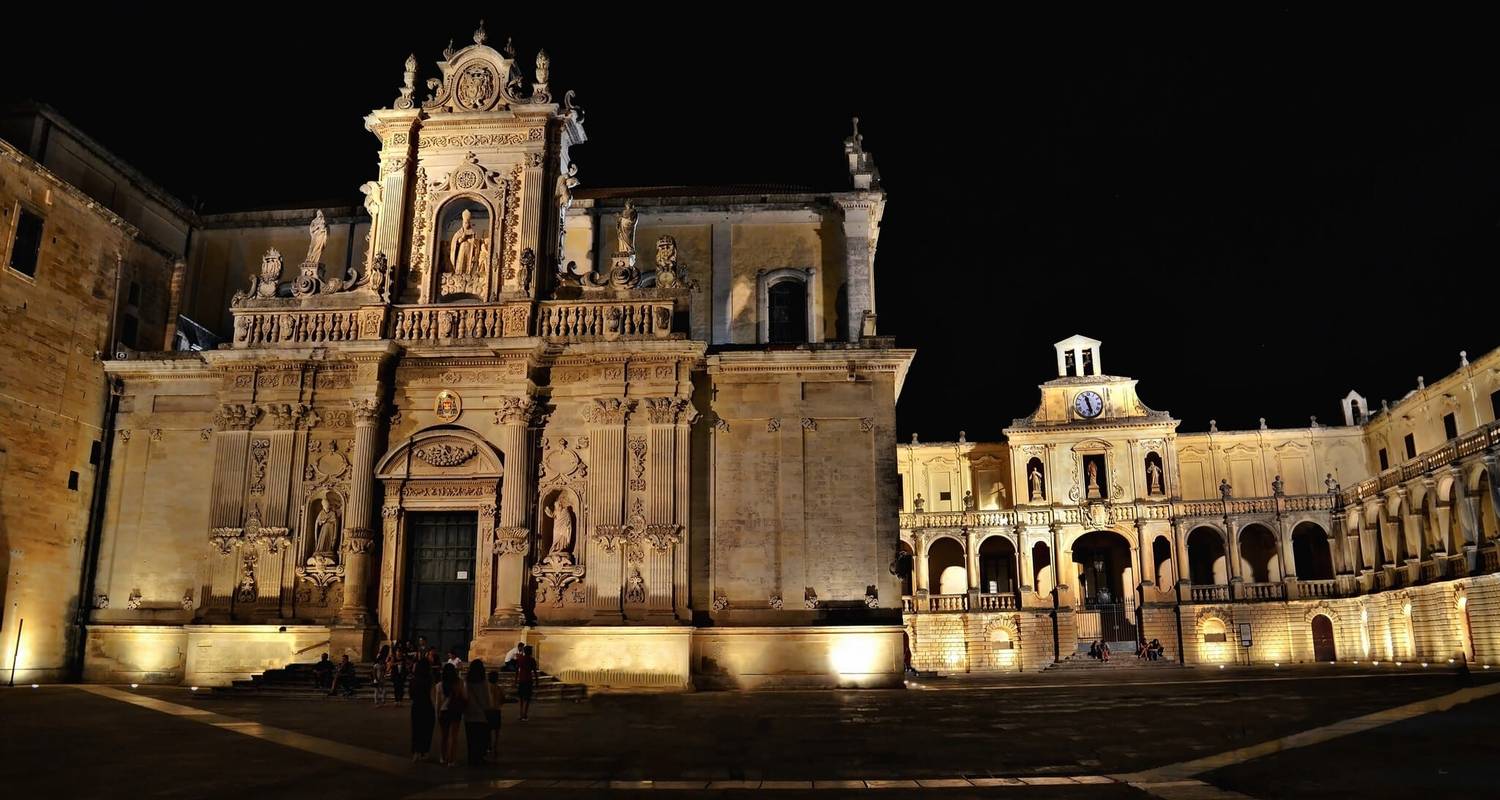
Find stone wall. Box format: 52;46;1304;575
0;139;137;683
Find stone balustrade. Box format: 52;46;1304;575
927;593;969;612
230;298;678;348
1239;582;1286;601
898;494;1336;531
1189;585;1229;602
1294;579;1337;599
975;592;1018;611
1347;419;1500;503
1483;546;1500;574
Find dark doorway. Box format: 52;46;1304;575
767;280;808;343
405;511;476;658
1311;614;1337;662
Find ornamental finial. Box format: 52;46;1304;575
474;21;488;46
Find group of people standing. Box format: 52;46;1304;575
405;639;539;767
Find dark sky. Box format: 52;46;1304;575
5;13;1498;439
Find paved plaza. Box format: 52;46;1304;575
2;666;1495;799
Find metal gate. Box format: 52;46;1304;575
1080;603;1138;645
404;511;476;657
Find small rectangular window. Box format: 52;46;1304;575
939;491;952;502
68;470;79;490
1443;413;1458;441
1378;449;1389;470
89;440;101;465
1404;433;1416;459
8;207;44;277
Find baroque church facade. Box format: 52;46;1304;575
4;27;1498;689
899;336;1500;672
75;27;909;689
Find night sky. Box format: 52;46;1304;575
5;14;1497;440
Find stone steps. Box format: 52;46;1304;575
216;661;586;703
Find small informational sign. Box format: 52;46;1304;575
457;570;469;580
1239;622;1253;647
988;581;998;594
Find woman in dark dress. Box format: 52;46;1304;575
391;647;409;706
409;659;435;761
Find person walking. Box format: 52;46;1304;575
514;645;537;722
485;670;505;760
463;660;494;766
372;645;390;706
436;662;465;766
409;659;436;762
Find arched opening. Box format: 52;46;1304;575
1187;527;1227;585
1291;522;1334;580
1152;535;1174;587
1390;512;1411;564
927;536;966;596
1311;614;1337;661
1032;541;1053;594
1071;530;1133;608
978;536;1018;596
1238;523;1281;583
1025;457;1046;502
1143;452;1166;496
898;541;914;596
1200;616;1232;664
436;196;492;300
766;279;808;343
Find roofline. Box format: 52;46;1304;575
0;137;140;240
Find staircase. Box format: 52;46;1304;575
1043;643;1178;672
216;661;587;703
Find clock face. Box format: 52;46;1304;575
1075;391;1104;419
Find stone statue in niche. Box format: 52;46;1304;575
962;490;976;511
450;209;483;274
1146;459;1164;495
1219;479;1232;500
1029;465;1045;501
616;199;639;255
314;497;342;554
1086;461;1101;500
913;493;925;513
1272;475;1285;496
543;496;575;560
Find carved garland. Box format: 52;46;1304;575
413;443;479;467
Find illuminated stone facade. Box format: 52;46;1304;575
73;27;909;690
900;336;1500;672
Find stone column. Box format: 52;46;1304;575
644;397;688;619
1016;525;1033;593
964;528;980;594
516;154;544;296
336;398;383;633
1224;515;1241;597
207;403;260;617
913;532;930;594
1135;518;1154;589
490;396;536;626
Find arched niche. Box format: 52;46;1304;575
435;195;496;302
303;488;347;562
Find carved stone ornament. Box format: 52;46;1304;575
767;417;782;433
628;436;647;492
768;594;784;610
591;524;625;555
860;418;875;433
296;552;345;592
94;593;109;610
654;235;682;288
494;395;538;425
713;416;730;433
236;552;258;605
242;504;291;554
864;585;879;608
644;397;692;425
582;397;634;425
248;439;270;494
342;529;375;555
531;553;585;608
434;390;462;423
712;591;729;612
213;403;262;431
801;417;817;432
182;589;196;610
804;587;819;610
414;442;479;467
539;437;588;487
644;524;680;551
210;526;242;555
625;568;646;605
494;526;531;556
126;588;143;610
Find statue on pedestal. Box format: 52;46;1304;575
616;200;638;255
